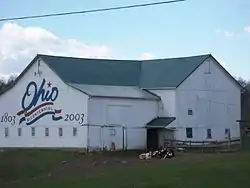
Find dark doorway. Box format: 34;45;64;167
147;128;159;150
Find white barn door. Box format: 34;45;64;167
105;105;129;150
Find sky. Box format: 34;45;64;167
0;0;249;80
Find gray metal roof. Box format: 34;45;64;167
146;117;176;128
68;83;160;100
40;54;211;88
140;55;210;88
41;55;140;86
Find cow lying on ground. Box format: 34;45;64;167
139;147;175;160
139;151;152;160
152;147;175;159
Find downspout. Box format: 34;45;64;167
86;96;91;151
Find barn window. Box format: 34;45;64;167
188;109;193;115
18;128;22;137
5;128;9;137
225;128;230;138
109;128;116;136
186;128;193;138
204;60;211;74
45;128;49;137
59;128;63;137
206;129;212;139
73;127;77;137
31;127;35;136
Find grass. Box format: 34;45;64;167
1;145;250;188
0;149;76;182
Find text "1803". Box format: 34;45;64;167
0;113;16;125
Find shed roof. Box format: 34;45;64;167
146;117;176;128
68;83;160;100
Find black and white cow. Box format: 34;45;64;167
152;147;175;159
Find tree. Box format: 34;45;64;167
0;79;5;93
237;77;248;87
0;75;17;95
237;77;250;92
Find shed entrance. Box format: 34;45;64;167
147;128;159;150
146;117;176;150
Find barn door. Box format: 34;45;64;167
147;128;159;150
106;105;129;150
103;125;123;150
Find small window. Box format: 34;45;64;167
5;128;9;137
207;129;212;139
225;128;230;138
31;127;35;137
45;128;49;137
73;127;77;137
186;128;193;138
109;128;116;136
59;128;63;137
204;60;211;74
18;128;22;137
188;109;193;115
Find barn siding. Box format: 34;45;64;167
0;59;89;148
176;58;241;141
87;97;159;150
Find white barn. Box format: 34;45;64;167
0;54;241;150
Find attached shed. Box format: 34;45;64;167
146;117;176;150
71;84;160;150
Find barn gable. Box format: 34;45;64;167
0;55;159;100
139;54;210;88
1;54;241;98
140;54;242;90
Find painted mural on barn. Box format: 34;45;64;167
0;78;85;126
17;78;62;125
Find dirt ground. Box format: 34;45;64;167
45;151;215;178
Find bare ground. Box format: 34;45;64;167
35;152;217;179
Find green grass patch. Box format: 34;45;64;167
1;149;250;188
0;149;75;182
